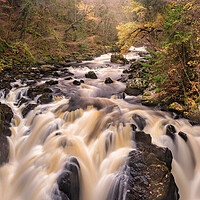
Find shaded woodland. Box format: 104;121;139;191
0;0;130;64
0;0;200;118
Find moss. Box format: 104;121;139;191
169;102;184;111
110;54;128;64
195;97;200;104
127;78;149;89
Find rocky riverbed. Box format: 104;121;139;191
1;49;199;200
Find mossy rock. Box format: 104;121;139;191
39;65;57;74
126;78;149;89
184;102;200;124
27;85;53;99
130;61;143;70
142;91;160;106
169;102;184;112
110;54;129;64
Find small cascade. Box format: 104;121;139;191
0;52;200;200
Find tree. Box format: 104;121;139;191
117;0;200;107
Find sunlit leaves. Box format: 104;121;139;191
117;0;200;106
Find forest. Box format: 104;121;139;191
0;0;200;120
1;1;200;200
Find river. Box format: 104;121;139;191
0;48;200;200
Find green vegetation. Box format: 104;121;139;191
0;0;130;69
117;0;200;116
0;0;200;119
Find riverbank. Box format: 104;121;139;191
2;50;200;199
110;51;200;125
0;55;180;199
1;48;200;125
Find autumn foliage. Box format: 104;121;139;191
117;0;200;109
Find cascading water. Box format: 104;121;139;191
0;50;200;200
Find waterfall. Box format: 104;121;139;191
0;52;200;200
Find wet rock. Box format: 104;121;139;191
108;131;179;200
57;171;72;198
13;84;19;88
21;103;37;118
53;72;60;77
166;124;176;140
0;135;9;166
128;74;133;79
125;87;143;96
0;81;11;97
178;131;188;142
135;131;173;171
37;93;53;104
39;65;57;74
142;91;160;107
105;77;113;84
125;78;148;96
26;80;37;86
123;69;134;74
65;77;73;80
27;85;53;99
168;102;185;118
0;103;13;126
68;72;74;76
134;131;151;145
80;80;84;83
110;54;129;65
126;78;148;94
45;80;58;86
61;68;70;72
17;97;29;107
56;157;80;200
131;124;137;131
151;144;173;171
73;80;81;86
85;71;97;79
126;149;179;200
54;191;70;200
132;114;146;130
0;103;13;136
0;103;13;166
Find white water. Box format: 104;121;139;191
0;51;200;200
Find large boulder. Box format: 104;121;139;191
110;54;129;65
27;85;53;99
125;78;148;96
0;103;13;166
37;93;53;104
21;103;37;118
85;71;98;79
127;131;179;200
0;103;13;137
107;131;179;200
0;80;12;98
54;157;80;200
142;91;160;107
39;65;58;74
105;77;113;84
45;80;59;86
0;135;9;166
73;80;81;86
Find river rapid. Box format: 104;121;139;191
0;48;200;200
